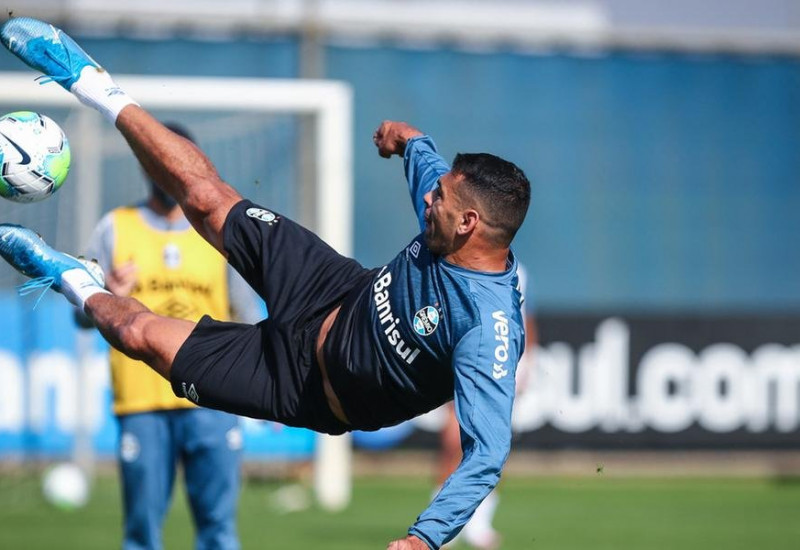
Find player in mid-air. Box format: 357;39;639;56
0;17;530;550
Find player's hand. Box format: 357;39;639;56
373;120;423;158
386;535;430;549
106;260;138;297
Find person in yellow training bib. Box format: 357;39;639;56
77;122;263;550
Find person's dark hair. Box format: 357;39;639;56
451;153;531;246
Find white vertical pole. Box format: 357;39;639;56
72;110;104;481
312;83;354;512
73;110;104;250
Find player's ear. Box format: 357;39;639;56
457;209;479;235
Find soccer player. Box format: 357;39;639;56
75;122;263;549
0;17;530;550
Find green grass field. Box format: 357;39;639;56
1;472;798;549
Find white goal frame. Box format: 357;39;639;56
0;72;353;511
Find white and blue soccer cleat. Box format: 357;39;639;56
0;16;102;90
0;224;105;305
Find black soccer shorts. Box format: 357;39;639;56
170;199;372;435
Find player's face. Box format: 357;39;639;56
423;172;463;255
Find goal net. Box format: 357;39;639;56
0;73;353;510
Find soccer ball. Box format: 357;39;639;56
42;462;89;510
0;111;71;203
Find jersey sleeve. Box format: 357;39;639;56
403;135;451;232
408;312;521;548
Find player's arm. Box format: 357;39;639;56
407;321;519;549
373;120;451;230
83;211;141;297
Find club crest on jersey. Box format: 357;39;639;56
413;306;440;336
246;208;279;225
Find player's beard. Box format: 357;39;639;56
424;221;450;256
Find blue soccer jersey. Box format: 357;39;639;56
323;135;526;548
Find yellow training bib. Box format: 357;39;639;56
108;207;229;415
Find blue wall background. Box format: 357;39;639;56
0;34;797;314
335;47;800;313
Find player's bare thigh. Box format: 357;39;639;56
133;313;196;380
87;293;196;380
115;105;242;254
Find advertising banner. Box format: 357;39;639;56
398;315;800;450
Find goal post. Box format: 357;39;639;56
0;72;353;511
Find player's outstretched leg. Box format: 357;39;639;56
0;223;107;309
0;223;193;378
0;17;242;254
113;105;243;253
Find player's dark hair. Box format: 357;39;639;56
451;153;530;246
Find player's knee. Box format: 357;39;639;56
181;183;241;248
182;180;238;218
116;311;157;359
